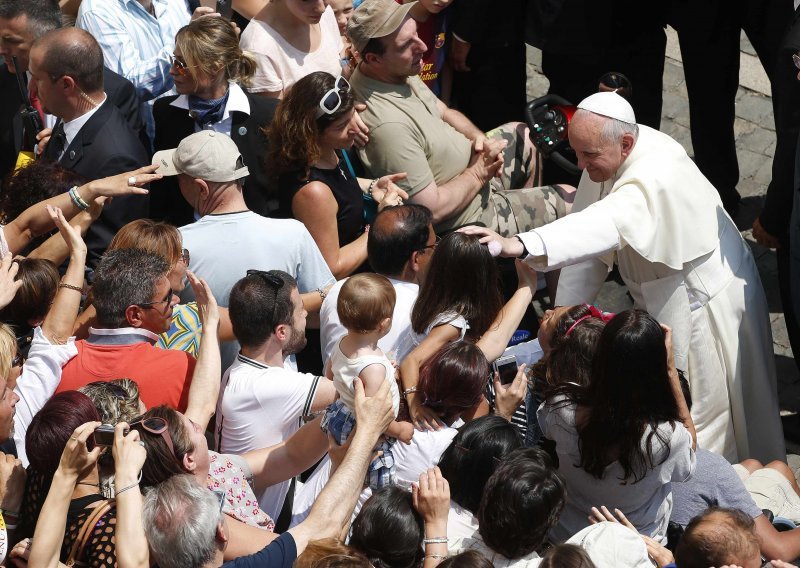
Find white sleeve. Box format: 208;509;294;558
519;187;650;271
555;258;611;306
14;328;78;466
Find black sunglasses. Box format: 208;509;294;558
136;288;173;310
246;269;284;323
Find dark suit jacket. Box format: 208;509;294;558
42;100;150;268
150;88;278;226
0;66;144;185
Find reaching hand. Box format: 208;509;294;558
412;467;450;525
458;226;523;258
48;205;87;258
515;259;538;290
408;397;443;431
57;422;102;480
8;537;31;567
352;104;370;148
84;165;161;200
353;377;394;437
493;365;528;421
0;253;21;311
188;271;219;329
112;423;146;486
0;453;25;515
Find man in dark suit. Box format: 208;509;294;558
30;27;149;268
151;89;277;225
0;0;144;184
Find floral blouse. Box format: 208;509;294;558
206;451;274;531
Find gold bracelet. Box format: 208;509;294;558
59;283;83;292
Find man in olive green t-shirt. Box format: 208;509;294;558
347;0;573;235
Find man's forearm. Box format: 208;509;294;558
441;107;483;141
429;169;484;224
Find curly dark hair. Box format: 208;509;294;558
0;159;85;223
267;71;355;178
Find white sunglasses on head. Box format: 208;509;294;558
315;75;351;118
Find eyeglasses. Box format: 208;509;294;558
794;53;800;70
419;235;441;252
315;75;351;118
169;53;196;76
10;353;23;368
212;489;226;516
130;416;176;457
178;248;190;267
136;288;174;310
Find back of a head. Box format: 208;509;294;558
0;0;61;40
338;273;396;333
295;538;372;568
675;508;761;568
540;304;605;388
478;447;566;560
417;341;489;426
79;379;142;425
437;550;493;568
1;160;84;224
229;270;297;348
411;231;502;338
27;391;100;475
0;258;59;333
367;204;432;277
350;485;424;568
438;415;522;515
539;544;597;568
32;27;104;93
108;219;183;267
92;248;169;328
142;474;221;568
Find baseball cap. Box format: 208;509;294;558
152;130;249;183
577;91;637;125
347;0;416;55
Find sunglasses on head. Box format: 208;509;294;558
315;75;351;118
130;416;175;457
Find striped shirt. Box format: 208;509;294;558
76;0;191;141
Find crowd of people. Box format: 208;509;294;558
0;0;797;566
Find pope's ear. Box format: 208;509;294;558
620;132;635;156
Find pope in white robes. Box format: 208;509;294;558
466;92;784;463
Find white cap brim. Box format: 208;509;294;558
152;149;180;177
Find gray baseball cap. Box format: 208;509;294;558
152;130;249;182
347;0;416;55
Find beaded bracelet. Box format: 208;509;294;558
402;386;418;398
367;178;378;197
68;186;90;211
59;282;83;293
423;537;448;545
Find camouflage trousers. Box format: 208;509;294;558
476;122;568;237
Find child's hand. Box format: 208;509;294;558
396;421;414;445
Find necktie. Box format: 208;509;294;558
49;121;67;160
27;81;44;124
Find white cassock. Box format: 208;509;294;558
521;125;784;463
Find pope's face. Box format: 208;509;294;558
569;113;628;183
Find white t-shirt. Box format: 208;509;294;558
396;311;469;362
320;277;418;365
215;354;322;519
330;340;400;416
179;212;335;371
240;6;343;94
538;396;696;544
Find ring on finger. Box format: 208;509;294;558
127;176;137;186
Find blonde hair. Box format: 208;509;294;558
337;273;395;334
0;324;15;381
175;17;257;87
109;219;182;267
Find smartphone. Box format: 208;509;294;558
92;424;129;446
215;0;233;19
493;354;518;386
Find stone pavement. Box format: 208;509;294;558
525;29;800;451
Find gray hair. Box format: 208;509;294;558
92;248;169;328
142;475;222;568
573;109;639;145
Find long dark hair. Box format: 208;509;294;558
267;71;355;177
418;341;489;422
551;310;681;482
410;232;502;339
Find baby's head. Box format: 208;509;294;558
338;273;396;336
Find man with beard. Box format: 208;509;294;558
214;269;336;522
152;130;335;373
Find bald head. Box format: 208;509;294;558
675;508;761;568
368;204;433;279
31;27;104;93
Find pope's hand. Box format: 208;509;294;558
458;226;524;258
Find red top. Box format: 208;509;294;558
58;341;196;412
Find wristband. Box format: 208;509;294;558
68;186;90;211
514;235;528;259
59;282;83;293
402;386;417;398
423;537;448;544
367;178;378;197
